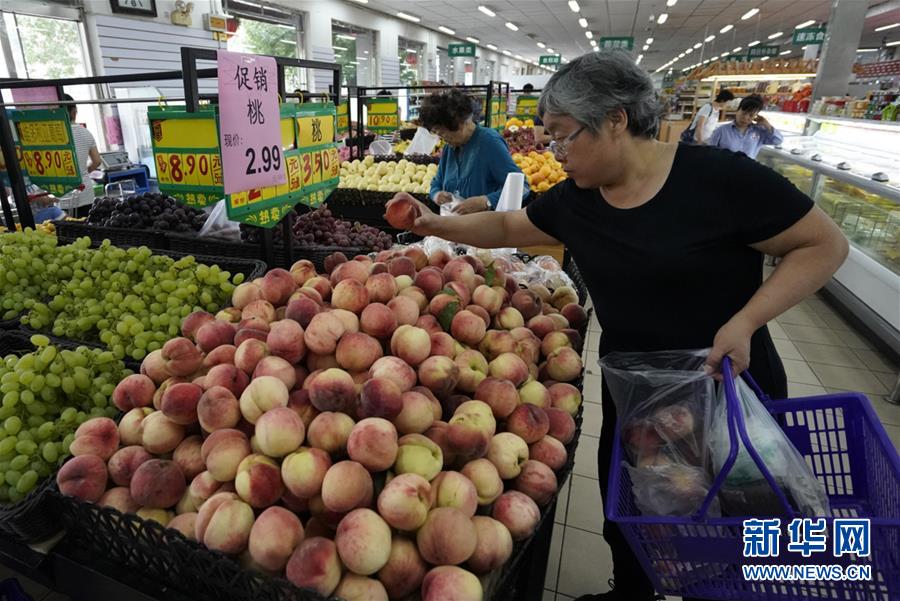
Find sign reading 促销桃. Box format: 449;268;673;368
9;108;82;196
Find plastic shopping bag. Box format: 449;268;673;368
600;350;720;517
707;376;830;517
197;199;241;242
495;172;524;213
405;127;440;156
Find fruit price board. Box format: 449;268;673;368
489;98;508;131
514;96;539;119
366;97;400;134
336;101;350;136
8;108;82;196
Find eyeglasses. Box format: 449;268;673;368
548;126;585;158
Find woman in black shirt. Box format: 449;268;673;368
386;51;848;601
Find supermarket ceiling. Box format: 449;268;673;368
357;0;900;73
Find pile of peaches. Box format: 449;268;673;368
55;245;588;601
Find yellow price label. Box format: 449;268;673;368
298;115;335;148
368;101;399;115
16;120;70;146
368;114;399;129
230;190;249;208
280;117;295;149
327;147;340;179
151;118;218;149
286;154;301;192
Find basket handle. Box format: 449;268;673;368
693;357;796;520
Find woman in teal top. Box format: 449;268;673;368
421;89;528;215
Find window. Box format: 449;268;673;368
398;37;425;86
333;21;377;88
227;2;305;92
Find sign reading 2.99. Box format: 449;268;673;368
9;108;82;196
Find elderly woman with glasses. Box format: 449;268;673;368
419;88;529;214
387;50;848;601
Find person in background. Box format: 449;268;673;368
523;83;551;145
687;88;734;144
708;94;783;159
420;88;528;215
59;93;101;218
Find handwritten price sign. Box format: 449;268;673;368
9;108;82;195
366;97;400;134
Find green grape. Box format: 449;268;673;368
7;488;23;504
41;443;58;464
1;391;18;409
20;390;34;405
61;433;74;454
4;417;22;436
5;470;21;486
36;422;54;440
9;455;28;471
0;437;16;456
15;470;38;494
15;440;37;455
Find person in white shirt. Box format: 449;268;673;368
59;93;101;217
689;89;734;144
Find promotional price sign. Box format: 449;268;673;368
336;101;350;135
366;97;399;134
514;95;539;119
217;49;286;194
9;108;81;196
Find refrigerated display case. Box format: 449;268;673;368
758;116;899;357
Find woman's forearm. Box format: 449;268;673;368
418;212;513;247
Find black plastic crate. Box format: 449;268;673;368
54;221;168;250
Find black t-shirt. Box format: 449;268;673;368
526;143;813;383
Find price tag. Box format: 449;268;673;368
366;97;400;133
336;102;350;135
298;115;335;148
9;108;82;195
217;49;286;194
515;95;539;119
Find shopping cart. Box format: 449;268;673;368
607;357;900;601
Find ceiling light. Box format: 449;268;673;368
537;42;546;48
733;46;742;52
438;26;456;35
568;1;580;12
693;42;702;49
593;47;599;52
514;54;523;59
720;24;733;34
350;0;368;3
477;5;495;17
332;45;347;51
761;56;770;61
646;37;654;45
636;54;643;63
578;17;588;28
856;48;877;52
336;34;356;40
666;0;677;6
685;47;693;54
796;20;816;29
887;40;900;46
397;12;420;22
642;44;649;51
466;36;479;43
875;23;900;32
742;8;759;20
503;49;512;55
780;50;791;55
486;43;498;50
547;47;555;53
768;31;783;39
705;35;715;42
748;40;760;47
505;21;518;31
585;31;593;39
657;13;668;24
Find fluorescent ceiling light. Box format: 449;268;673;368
657;13;668;24
666;0;677;6
593;47;599;52
503;49;512;55
438;26;455;35
693;42;702;49
537;42;546;48
590;40;597;47
332;45;347;51
856;48;877;52
705;35;715;42
514;54;523;59
760;56;770;61
733;46;742;52
887;40;900;46
720;24;733;34
702;72;816;82
486;43;498;50
748;40;760;47
466;36;479;43
742;8;759;20
685;47;693;54
505;21;518;31
397;12;420;22
283;39;296;44
547;47;555;53
406;49;417;54
349;61;359;65
874;23;900;32
336;34;356;40
796;20;816;29
585;31;593;39
350;0;367;3
646;37;654;44
637;54;643;62
568;1;580;12
477;5;495;17
780;50;791;55
642;44;649;51
578;17;588;28
768;31;783;39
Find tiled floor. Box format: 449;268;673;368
541;293;900;601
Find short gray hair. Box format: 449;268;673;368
539;51;662;138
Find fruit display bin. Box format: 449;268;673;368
53;221;169;251
372;154;440;165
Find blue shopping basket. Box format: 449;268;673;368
607;357;900;601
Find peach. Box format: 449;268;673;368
444;281;472;307
511;289;543;322
514;337;541;366
442;258;476;290
198;494;255;555
549;382;583;416
99;486;139;514
57;455;108;502
377;536;427;599
325;251;348;275
390;325;431;367
377;473;432;531
307;411;355;454
168;512;198;540
551;286;579;310
286;537;342;595
417;507;476;565
546;347;583;382
413;267;443;299
385;196;420;230
112;374;156;412
492;490;540;540
450;310;486;347
465;304;491;329
473;377;518;419
415;314;443;336
332;279;369;314
255;407;305;458
488;352;529;387
414;386;444;421
232;281;264;309
239;375;289;423
427;293;461;323
335;508;392;576
290;258;317;285
204;364;249;397
347;417;398;471
546;407;577;444
201;429;251;482
478;330;517;361
136;508;173;526
264;319;306;365
304;276;333;302
287;388;318;426
496;306;525;330
365;273;398;304
282;446;332;499
422;566;482;601
527;315;556;341
248;506;304;572
487;432;529;479
118;407;153;446
386;295;419;328
321;461;373;513
518;379;551;409
335;332;383;373
235;454;284;508
395;434;443;481
430;471;478;517
152;376;188;411
141;412;185;454
196;386;240;432
304;312;346;355
70;417;119;460
159;382;202;425
243;299;278;324
252;356;297;390
203;344;237;368
429;331;457;358
398;287;427;314
334;574;389;601
260;268;297;305
548;313;570;330
428;249;451;268
455;350;489;394
514;459;558;506
472;284;503;316
188;470;226;507
530;436;568;471
234;338;269;374
234;318;270;347
561;303;588;329
468;516;513;575
356;304;396;342
462;458;504;506
307;352;339;372
394;391;436;434
541;330;572;358
194;320;235;354
107;446;152;487
173;435;204;480
285;296;320;329
403;246;428;270
307;368;357;414
447;400;496;460
216;307;243;324
129;458;185;509
417;355;460;399
388;256;416;279
561;328;584;353
182;310;215;340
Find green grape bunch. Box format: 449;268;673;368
0;230;60;321
0;334;131;504
10;235;245;360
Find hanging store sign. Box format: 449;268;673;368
448;43;476;58
514;95;539;119
539;55;561;66
599;37;634;51
793;27;826;45
747;45;780;58
366;97;400;133
336;101;350;135
9;108;82;196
